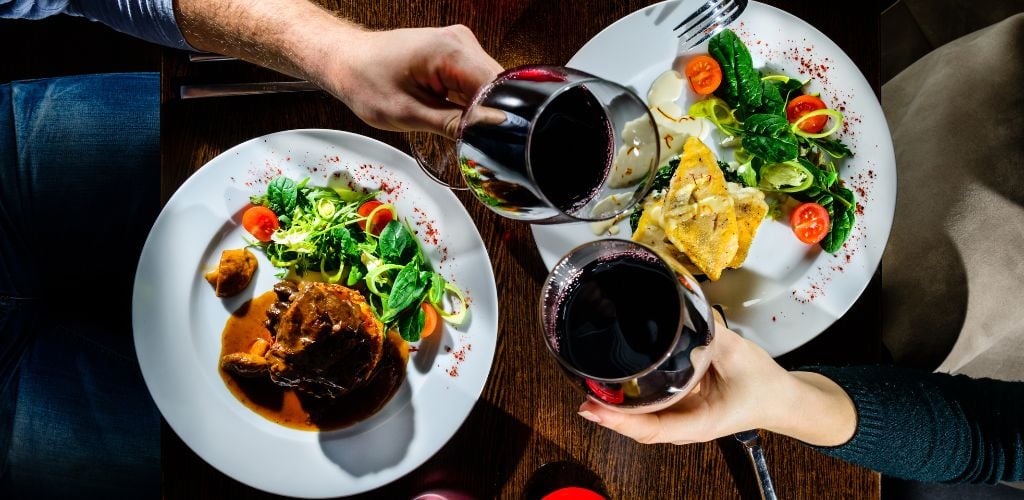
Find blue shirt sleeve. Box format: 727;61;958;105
1;0;193;50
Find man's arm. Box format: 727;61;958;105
173;0;502;136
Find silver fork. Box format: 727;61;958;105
673;0;749;50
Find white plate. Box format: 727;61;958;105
531;1;896;356
133;129;498;498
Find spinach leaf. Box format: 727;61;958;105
758;80;785;116
744;114;790;136
266;176;298;215
720;160;742;184
709;29;761;113
742;133;799;163
378;220;416;264
386;263;430;317
397;305;426;342
816;186;855;253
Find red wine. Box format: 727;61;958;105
458;70;613;219
529;86;614;214
555;252;682;379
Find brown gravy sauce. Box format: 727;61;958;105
219;291;408;431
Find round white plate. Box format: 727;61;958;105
133;129;498;498
531;1;896;356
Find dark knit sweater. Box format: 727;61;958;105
806;366;1024;483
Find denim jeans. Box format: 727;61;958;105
0;73;160;498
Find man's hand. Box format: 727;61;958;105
176;0;502;138
319;25;503;138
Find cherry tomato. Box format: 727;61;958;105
542;487;606;500
786;94;829;133
357;200;393;235
420;303;439;339
585;379;624;405
790;202;831;245
684;55;723;95
241;206;279;242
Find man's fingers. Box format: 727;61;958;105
578;401;667;445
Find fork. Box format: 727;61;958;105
673;0;749;50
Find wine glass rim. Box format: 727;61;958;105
516;67;659;223
538;239;688;383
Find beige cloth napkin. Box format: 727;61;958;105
881;12;1024;381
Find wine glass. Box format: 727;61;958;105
538;239;715;413
411;65;660;223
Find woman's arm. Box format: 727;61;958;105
579;324;1024;483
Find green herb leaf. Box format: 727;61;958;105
378;220;416;264
812;137;854;159
397;306;426;342
741;133;799;163
429;273;446;304
267;176;298;215
346;262;365;286
709;29;762;114
744;113;790;136
386;264;430;317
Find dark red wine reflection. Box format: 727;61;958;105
540;240;714;411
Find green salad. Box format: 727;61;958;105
684;29;856;253
242;176;467;342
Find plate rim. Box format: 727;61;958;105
533;0;896;357
132;128;499;497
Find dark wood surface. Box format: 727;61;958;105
161;1;885;498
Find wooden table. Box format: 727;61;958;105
161;1;885;498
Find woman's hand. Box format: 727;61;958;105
578;321;858;447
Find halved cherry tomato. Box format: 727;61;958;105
790;202;830;245
420;302;439;339
684;55;723;95
241;206;279;242
357;200;393;235
786;94;829;133
585;379;624;405
542;487;606;500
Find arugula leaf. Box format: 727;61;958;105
397;306;426;342
378;220;416;264
811;137;854;159
267;176;298;215
346;262;365;286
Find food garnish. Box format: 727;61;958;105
205;248;258;297
790;202;830;244
664;29;856;254
242;206;280;243
244;175;468;342
684;54;723;95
